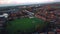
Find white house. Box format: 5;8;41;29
3;13;8;18
0;13;8;18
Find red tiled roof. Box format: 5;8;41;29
48;32;55;34
56;29;60;32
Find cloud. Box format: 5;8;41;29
0;0;54;4
0;0;60;7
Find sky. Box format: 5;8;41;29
0;0;60;6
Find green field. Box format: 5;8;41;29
6;17;48;34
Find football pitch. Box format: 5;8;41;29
6;17;48;34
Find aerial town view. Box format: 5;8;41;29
0;2;60;34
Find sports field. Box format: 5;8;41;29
6;17;48;34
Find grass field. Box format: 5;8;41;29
6;17;48;34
